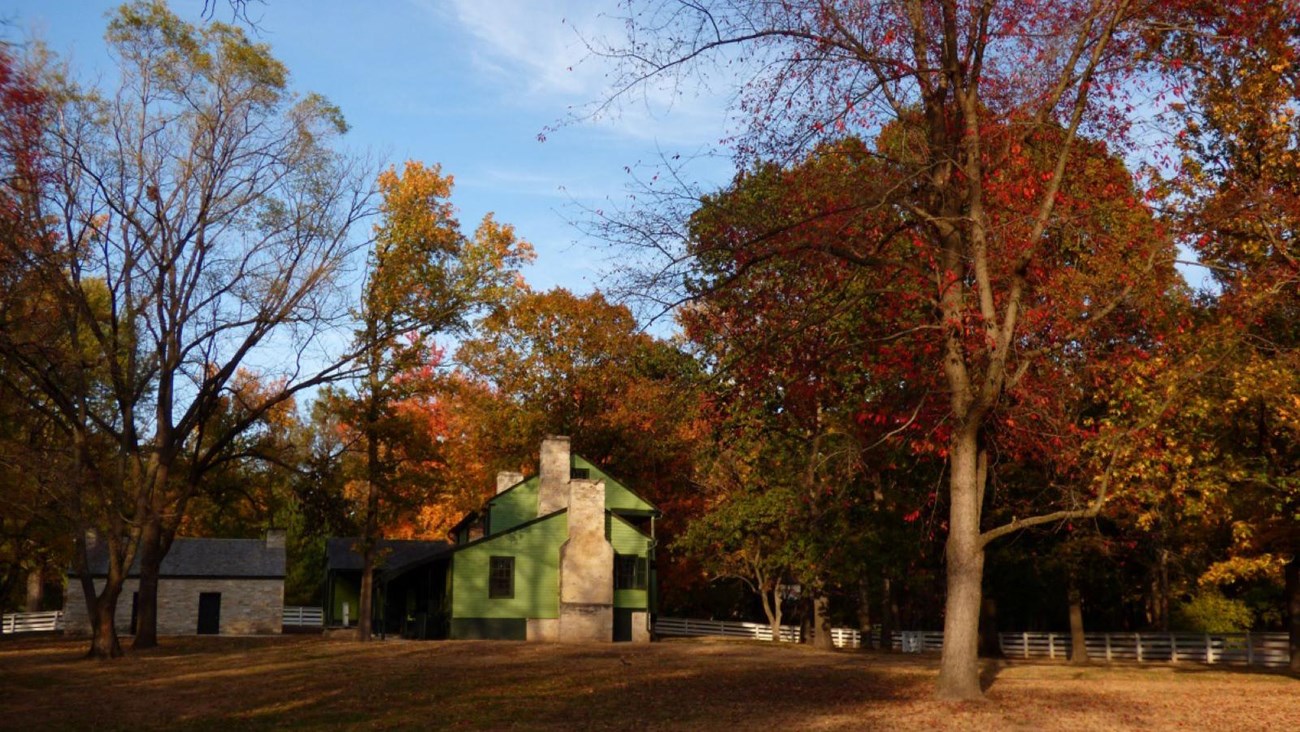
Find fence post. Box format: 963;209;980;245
1205;634;1213;664
1049;633;1056;660
1105;633;1112;663
1170;633;1178;662
1022;631;1029;660
1136;633;1143;663
1246;632;1253;667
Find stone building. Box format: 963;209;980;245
64;531;286;636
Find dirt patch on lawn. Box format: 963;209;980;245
1;636;1295;730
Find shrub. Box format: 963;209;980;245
1171;591;1254;633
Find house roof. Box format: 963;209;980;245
73;537;285;579
326;538;451;573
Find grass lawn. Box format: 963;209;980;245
1;635;1296;730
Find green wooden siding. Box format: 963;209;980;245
329;573;360;625
608;513;651;610
452;512;567;619
487;476;540;534
573;456;655;513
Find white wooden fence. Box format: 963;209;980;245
1;611;64;634
654;617;1292;668
282;606;323;628
653;616;803;642
999;630;1292;668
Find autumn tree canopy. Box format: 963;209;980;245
593;0;1221;698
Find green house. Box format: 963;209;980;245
384;436;659;642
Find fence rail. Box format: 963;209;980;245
282;606;323;628
653;616;802;642
999;630;1291;668
1;611;64;635
654;617;1292;668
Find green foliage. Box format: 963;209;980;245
1171;591;1255;634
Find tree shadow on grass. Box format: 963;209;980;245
979;658;1005;692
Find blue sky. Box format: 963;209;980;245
8;0;736;302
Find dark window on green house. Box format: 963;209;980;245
614;554;647;590
489;556;514;598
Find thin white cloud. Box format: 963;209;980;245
431;0;735;147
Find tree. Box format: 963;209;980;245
681;150;889;648
676;464;801;640
0;44;69;614
451;288;703;511
1163;1;1300;670
338;160;532;641
0;1;373;657
596;0;1190;698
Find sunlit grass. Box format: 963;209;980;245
0;635;1295;731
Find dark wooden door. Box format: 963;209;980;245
613;608;633;642
197;592;221;635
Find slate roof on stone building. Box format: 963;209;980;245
326;538;450;573
74;537;286;578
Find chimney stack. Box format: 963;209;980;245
537;435;571;516
558;478;615;641
265;528;286;550
496;471;524;495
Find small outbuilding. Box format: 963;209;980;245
64;530;286;636
323;537;450;634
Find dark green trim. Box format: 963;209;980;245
448;511;480;537
450;617;527;640
608;511;653;540
612;508;658;518
67;572;285;580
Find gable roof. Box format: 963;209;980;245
326;538;451;572
572;455;660;516
73;537;285;579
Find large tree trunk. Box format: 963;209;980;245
87;586;123;659
73;532;112;658
936;428;985;701
132;516;163;649
356;431;382;642
1158;548;1171;631
357;539;377;642
357;331;382;643
812;590;833;650
1150;547;1171;631
757;580;783;642
1286;554;1299;674
879;575;895;652
25;569;42;612
1067;569;1088;664
855;578;872;649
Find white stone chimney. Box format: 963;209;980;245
537;435;571;516
558;478;615;641
496;471;524;495
265;528;286;550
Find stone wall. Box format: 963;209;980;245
631;611;651;643
64;577;283;635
